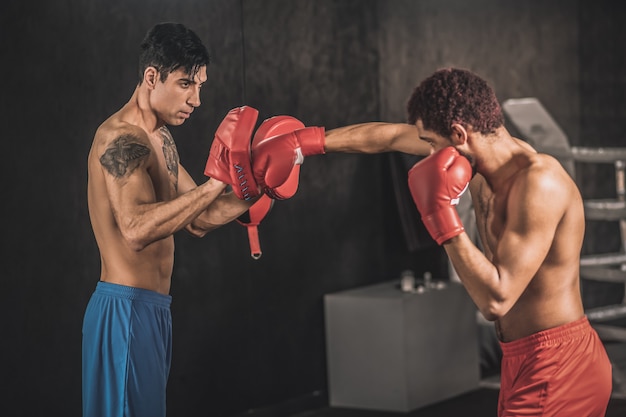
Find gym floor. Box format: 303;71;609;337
292;338;626;417
293;387;626;417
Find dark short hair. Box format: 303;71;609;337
406;68;504;137
138;22;211;84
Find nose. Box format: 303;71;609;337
188;86;201;108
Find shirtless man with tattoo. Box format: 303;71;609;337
82;23;265;417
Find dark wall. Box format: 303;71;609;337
167;1;394;415
578;0;626;253
377;0;580;136
577;0;626;306
1;1;624;416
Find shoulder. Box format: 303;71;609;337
93;119;153;178
95;117;150;149
94;117;153;159
524;152;570;185
511;152;578;209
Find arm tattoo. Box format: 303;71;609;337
99;134;150;178
160;127;179;181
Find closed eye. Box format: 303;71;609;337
419;137;435;147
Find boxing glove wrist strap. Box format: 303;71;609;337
421;206;465;245
297;127;326;156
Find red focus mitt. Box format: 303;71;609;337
204;106;259;200
236;116;306;258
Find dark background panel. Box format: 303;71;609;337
578;0;626;258
1;1;625;416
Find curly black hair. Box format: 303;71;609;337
406;68;504;137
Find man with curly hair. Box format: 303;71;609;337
405;68;612;416
280;67;612;415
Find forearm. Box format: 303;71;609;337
186;191;256;237
443;234;505;320
120;179;227;250
324;122;429;155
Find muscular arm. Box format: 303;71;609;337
100;133;227;251
177;165;256;237
443;168;566;320
324;122;431;155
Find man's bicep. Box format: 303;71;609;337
496;177;562;290
99;135;156;216
104;167;157;212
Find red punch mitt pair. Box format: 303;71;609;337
204;106;326;258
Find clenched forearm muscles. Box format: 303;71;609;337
175;164;255;237
186;191;256;237
112;178;227;250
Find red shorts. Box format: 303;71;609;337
498;316;612;417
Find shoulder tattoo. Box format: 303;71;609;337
99;134;150;178
159;127;179;180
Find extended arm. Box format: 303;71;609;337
324;122;431;155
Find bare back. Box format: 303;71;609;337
88;106;180;294
470;146;585;341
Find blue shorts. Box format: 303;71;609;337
82;281;172;417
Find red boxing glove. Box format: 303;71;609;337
250;116;326;200
252;116;305;199
204;106;259;200
271;125;325;198
252;132;303;200
294;126;326;156
407;147;472;245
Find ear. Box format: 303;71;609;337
143;67;159;89
450;123;469;145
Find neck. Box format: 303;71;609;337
472;127;525;189
128;85;164;133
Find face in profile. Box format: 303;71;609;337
150;66;207;126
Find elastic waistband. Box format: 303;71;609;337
500;316;591;356
94;281;172;308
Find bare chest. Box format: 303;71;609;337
473;181;508;258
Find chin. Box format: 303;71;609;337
168;118;186;126
456;149;477;176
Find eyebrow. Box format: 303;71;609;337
179;77;205;86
